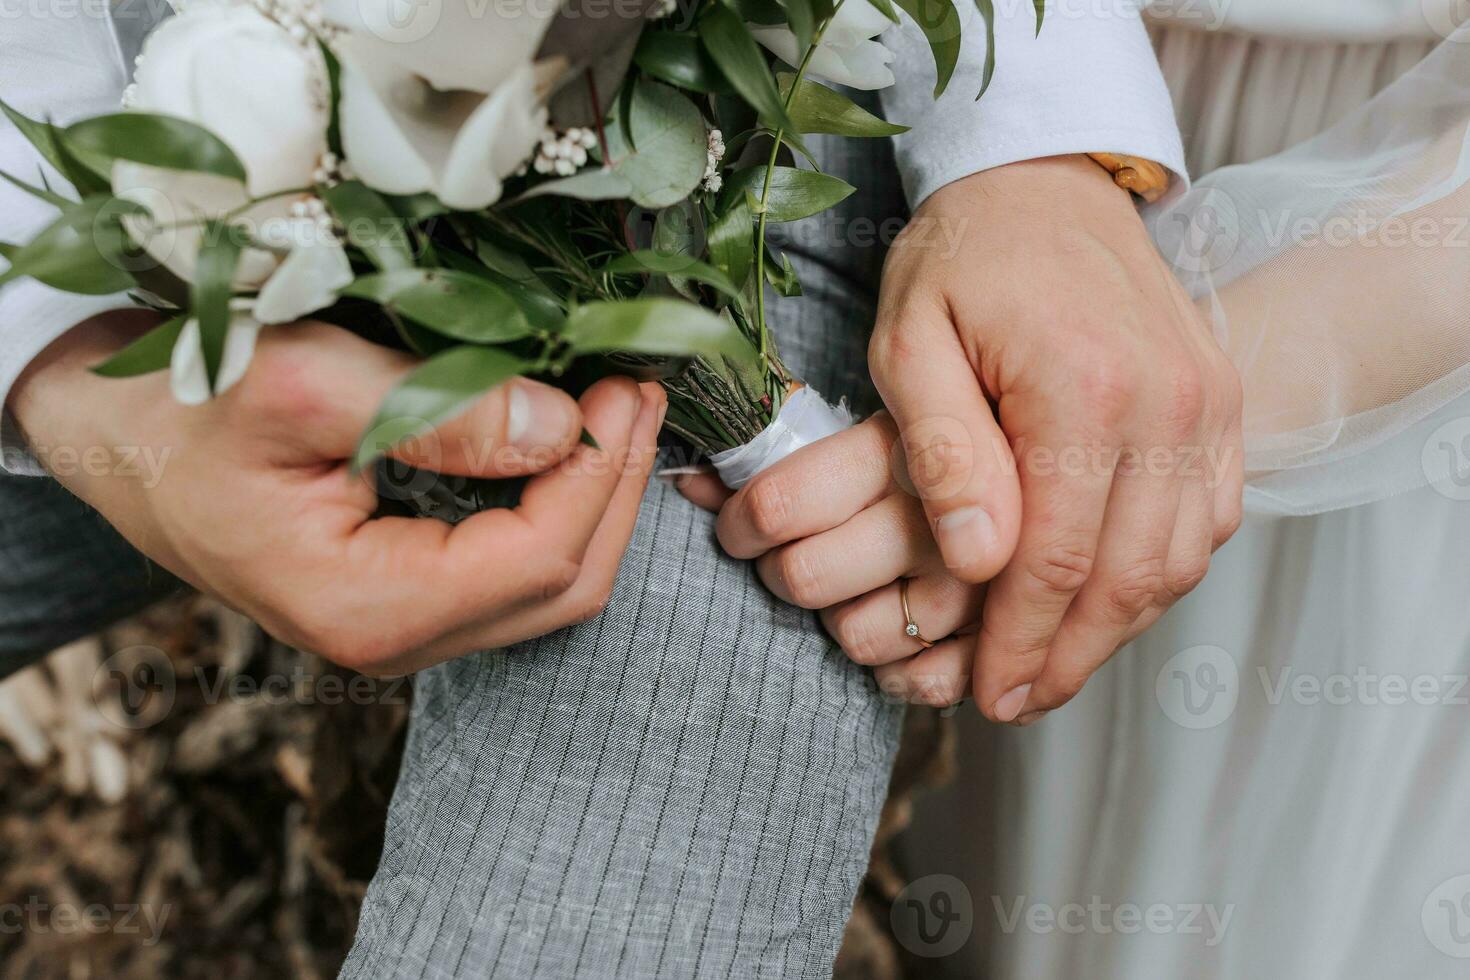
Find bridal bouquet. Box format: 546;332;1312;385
0;0;1018;499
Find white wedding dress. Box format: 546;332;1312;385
900;4;1470;977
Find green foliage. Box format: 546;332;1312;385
699;3;795;134
0;196;143;295
90;315;187;378
726;166;855;221
635;32;729;94
605;250;743;304
342;269;533;344
320;181;415;271
352;345;528;472
707;199;755;292
563;298;746;358
974;0;997;98
192;220;247;391
64;113;248;182
893;0;962;97
778;75;909;136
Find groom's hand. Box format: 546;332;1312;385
872;154;1243;724
9;311;665;676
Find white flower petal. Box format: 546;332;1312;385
438;64;547;210
337;39;454;197
169;314;263;405
826;0;894;45
254;235;353;324
815;38;896;90
323;0;556;94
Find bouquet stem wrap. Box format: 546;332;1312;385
707;385;853;489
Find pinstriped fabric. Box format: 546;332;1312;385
0;470;182;677
339;129;910;978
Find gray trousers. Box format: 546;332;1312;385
0;133;908;979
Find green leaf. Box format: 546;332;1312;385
342;269;532;344
865;0;901;23
699;3;794;134
320;181;414;271
0;241;16;261
90;315;186;378
605;251;743;303
320;41;344;156
515;167;633;204
894;0;962;97
635;31;730;94
606;79;710;209
778;75;909;136
64;113;247;182
764;247;801;296
0;167;71;208
0;96;69;177
0;196;141;295
352;346;527;473
563;298;746;358
1033;0;1045;35
192;221;246;391
385;193;450;222
779;0;816;50
727;165;855;221
974;0;997;98
707;198;754;290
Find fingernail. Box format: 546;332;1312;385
992;683;1031;723
507;383;577;451
935;506;998;571
1014;709;1049;728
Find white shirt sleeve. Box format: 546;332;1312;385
1;7;139;476
881;0;1187;209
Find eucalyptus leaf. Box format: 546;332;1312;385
634;31;730;94
64;113;248;182
0;196;141;295
726;165;855;221
342;269;532;344
606;79;709;210
605;251;743;303
894;0;962;97
90;315;186;378
699;3;794;134
778;75;908;136
514;167;633;204
352;345;528;472
193;220;247;390
563;297;746;358
321;181;414;271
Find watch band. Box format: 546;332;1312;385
1087;152;1171;203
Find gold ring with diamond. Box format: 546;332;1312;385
899;578;935;649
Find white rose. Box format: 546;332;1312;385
327;0;554;210
750;1;896;91
115;1;352;400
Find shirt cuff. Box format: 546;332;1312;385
881;0;1187;208
0;282;134;476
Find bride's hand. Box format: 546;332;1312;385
677;414;987;708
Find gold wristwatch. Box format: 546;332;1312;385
1087;152;1171;203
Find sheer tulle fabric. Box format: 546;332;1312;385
1145;24;1470;515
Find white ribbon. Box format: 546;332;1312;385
708;386;855;489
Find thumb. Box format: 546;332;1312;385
279;323;584;478
869;301;1021;583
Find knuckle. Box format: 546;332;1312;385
1163;555;1211;599
530;557;583;602
832;607;886;666
774;544;825;609
237;340;324;424
1103;561;1168;617
743;474;794;543
1157;362;1206;435
1076;357;1137;428
1024;543;1097;596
